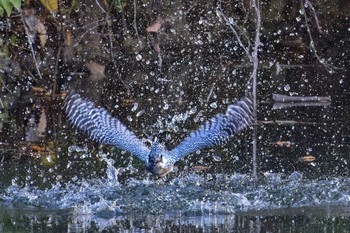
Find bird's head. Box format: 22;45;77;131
146;138;173;177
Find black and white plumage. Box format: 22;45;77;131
64;93;254;177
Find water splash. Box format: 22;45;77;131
2;171;350;217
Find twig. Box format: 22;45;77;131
73;21;105;47
217;0;261;178
103;2;130;89
51;46;62;99
20;10;43;80
133;0;140;43
251;0;260;178
206;82;216;103
95;0;106;13
0;97;4;108
304;0;322;33
117;0;127;31
216;4;251;60
157;34;162;72
300;0;338;73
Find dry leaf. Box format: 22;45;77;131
37;108;47;136
22;9;47;48
154;43;161;53
65;29;72;46
64;29;74;62
192;165;210;171
272;141;292;147
31;86;46;93
120;98;135;106
31;145;46;151
37;20;47;48
298;155;316;162
146;17;164;32
39;0;58;12
86;62;106;81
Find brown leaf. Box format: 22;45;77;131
22;9;47;48
31;86;46;93
192;165;210;171
31;145;46;151
37;108;47;136
36;20;47;48
298;155;316;162
86;62;106;81
146;17;164;33
154;43;161;53
272;141;292;147
64;29;74;62
120;98;135;106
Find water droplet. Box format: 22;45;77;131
189;106;197;114
213;155;221;161
136;54;142;61
284;84;290;91
228;17;235;25
136;109;145;117
46;155;53;163
210;102;217;109
131;103;138;112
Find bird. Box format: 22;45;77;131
64;92;254;177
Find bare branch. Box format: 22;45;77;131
300;0;338;73
134;0;140;43
20;10;43;80
304;0;322;33
216;4;251;60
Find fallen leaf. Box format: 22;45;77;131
272;141;292;147
36;20;47;48
146;17;164;32
86;62;106;81
192;165;210;171
154;43;161;53
39;0;58;12
37;108;47;136
120;98;135;106
22;9;47;48
298;155;316;162
31;145;46;151
31;86;46;93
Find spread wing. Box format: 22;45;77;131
167;96;253;163
64;93;150;163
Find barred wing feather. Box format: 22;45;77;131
64;93;150;163
168;96;253;163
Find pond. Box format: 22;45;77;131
1;66;350;232
0;0;349;232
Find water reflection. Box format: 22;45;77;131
2;201;350;232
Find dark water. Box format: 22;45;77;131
0;0;349;230
0;66;350;232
